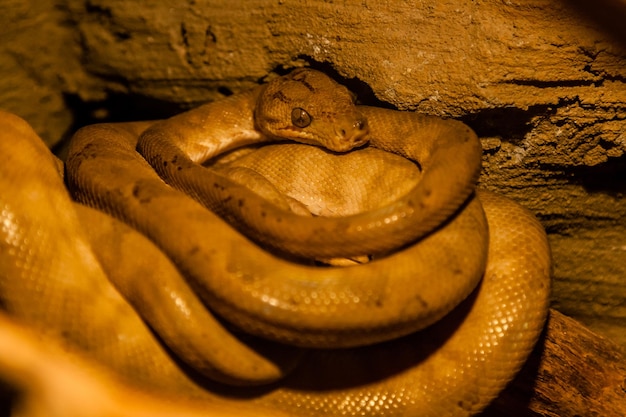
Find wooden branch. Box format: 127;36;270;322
483;309;626;417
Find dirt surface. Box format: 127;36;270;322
1;0;625;347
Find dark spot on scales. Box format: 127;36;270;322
291;71;315;92
407;199;426;210
272;90;290;103
457;399;475;411
238;199;244;208
415;295;428;309
298;78;315;92
239;273;256;283
76;143;99;160
171;155;178;164
177;166;182;171
131;184;152;204
260;115;282;125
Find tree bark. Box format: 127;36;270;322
485;309;626;417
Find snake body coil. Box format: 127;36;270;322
0;69;551;416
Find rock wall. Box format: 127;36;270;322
1;1;84;145
1;0;625;345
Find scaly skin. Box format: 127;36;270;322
135;69;482;259
0;68;550;416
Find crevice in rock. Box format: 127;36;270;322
567;0;626;48
270;57;395;109
84;2;131;41
180;23;192;66
217;86;233;97
460;105;555;145
52;92;184;158
564;157;626;195
542;212;622;236
66;91;184;125
535;155;626;197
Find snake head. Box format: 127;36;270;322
255;68;369;152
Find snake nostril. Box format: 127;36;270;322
354;119;366;130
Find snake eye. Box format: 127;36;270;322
291;107;312;128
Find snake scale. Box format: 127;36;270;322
0;69;551;416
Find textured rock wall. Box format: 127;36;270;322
1;0;625;345
1;0;84;145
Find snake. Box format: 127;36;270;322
0;68;551;416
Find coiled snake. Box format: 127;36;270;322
0;69;551;416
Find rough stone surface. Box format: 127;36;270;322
0;0;100;146
1;0;625;348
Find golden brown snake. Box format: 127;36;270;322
0;69;551;416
